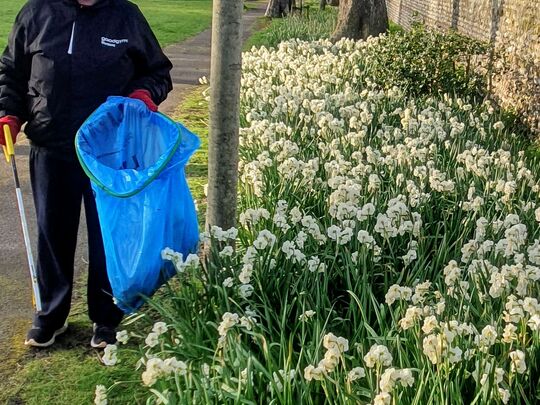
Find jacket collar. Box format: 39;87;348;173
64;0;111;9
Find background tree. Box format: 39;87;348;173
265;0;290;18
206;0;244;231
332;0;388;41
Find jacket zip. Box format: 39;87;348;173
67;21;76;55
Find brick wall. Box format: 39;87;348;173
386;0;540;132
386;0;538;44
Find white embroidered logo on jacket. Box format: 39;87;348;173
101;37;129;47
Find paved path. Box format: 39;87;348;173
160;0;267;115
0;0;266;375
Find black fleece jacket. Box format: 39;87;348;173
0;0;173;150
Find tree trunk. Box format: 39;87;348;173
265;0;290;17
320;0;327;10
331;0;388;41
329;0;339;5
206;0;243;232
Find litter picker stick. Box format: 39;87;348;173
2;125;42;312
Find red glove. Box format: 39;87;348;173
0;115;22;146
128;89;158;112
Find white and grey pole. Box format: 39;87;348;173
3;124;42;312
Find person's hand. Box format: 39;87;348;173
128;89;158;112
0;116;22;146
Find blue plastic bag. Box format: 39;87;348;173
76;96;200;313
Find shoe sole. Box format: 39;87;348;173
90;336;109;349
24;324;69;348
90;323;117;349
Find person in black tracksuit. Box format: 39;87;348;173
0;0;172;348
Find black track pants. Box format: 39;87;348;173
30;147;123;329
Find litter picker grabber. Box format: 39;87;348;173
2;124;42;312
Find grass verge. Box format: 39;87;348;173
0;0;25;50
133;0;213;47
174;88;209;226
0;0;213;50
0;281;145;404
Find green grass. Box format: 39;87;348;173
133;0;213;47
0;0;213;50
244;6;338;49
243;17;272;50
173;88;209;226
5;339;145;404
0;282;145;404
0;0;25;50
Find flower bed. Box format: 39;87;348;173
104;37;539;405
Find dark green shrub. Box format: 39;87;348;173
365;24;490;99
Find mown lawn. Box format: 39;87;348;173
133;0;213;47
0;0;213;50
0;0;25;50
0;282;146;404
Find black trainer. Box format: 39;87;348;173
25;323;68;348
91;323;117;348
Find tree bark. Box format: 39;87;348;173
331;0;388;41
265;0;290;17
320;0;327;10
206;0;243;232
